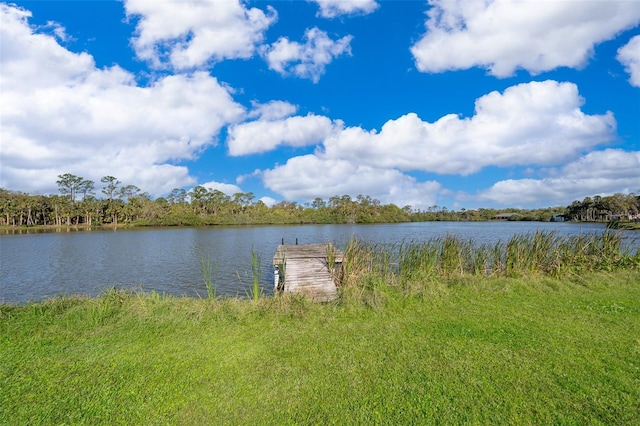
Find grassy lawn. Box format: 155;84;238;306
2;270;639;425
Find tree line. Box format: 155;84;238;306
0;173;638;227
565;193;640;222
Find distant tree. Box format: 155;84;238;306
311;197;326;209
190;185;208;213
0;189;18;226
205;189;230;216
79;195;99;226
56;173;85;203
233;192;255;208
79;179;94;201
167;188;187;205
100;176;121;201
119;185;141;201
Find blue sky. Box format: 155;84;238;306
1;0;639;210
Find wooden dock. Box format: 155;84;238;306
272;243;344;302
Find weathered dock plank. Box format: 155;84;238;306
272;243;343;302
273;243;343;264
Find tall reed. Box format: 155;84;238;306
275;259;285;292
251;246;261;301
200;253;218;299
340;231;637;297
338;238;395;306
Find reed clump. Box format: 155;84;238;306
251;246;261;301
200;254;218;299
337;231;639;299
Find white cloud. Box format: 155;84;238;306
229;101;332;157
560;148;640;181
476;150;640;207
258;80;619;208
247;100;298;121
411;0;640;77
259;196;277;207
262;155;442;209
43;20;72;42
0;4;96;91
125;0;277;69
617;35;640;87
321;81;615;174
198;181;243;196
0;4;244;196
262;27;352;82
311;0;379;18
227;112;340;156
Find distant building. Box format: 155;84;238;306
492;213;516;220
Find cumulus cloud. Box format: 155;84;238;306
125;0;276;69
321;81;615;174
228;114;338;156
617;35;640;87
311;0;379;18
0;4;95;91
259;196;277;207
247;100;298;121
227;102;341;155
262;155;442;209
411;0;640;77
257;80;618;208
198;181;243;196
0;4;244;196
476;150;640;207
262;27;352;82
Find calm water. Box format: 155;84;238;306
1;222;637;303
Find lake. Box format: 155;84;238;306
1;222;637;304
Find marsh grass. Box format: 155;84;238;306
326;243;336;270
200;253;218;299
251;246;261;301
275;259;285;292
345;231;635;283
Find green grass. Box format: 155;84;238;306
2;270;639;424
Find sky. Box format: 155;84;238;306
1;0;639;211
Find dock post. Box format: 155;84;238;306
274;265;280;292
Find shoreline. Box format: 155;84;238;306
3;218;636;234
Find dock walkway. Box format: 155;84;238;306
272;243;344;302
